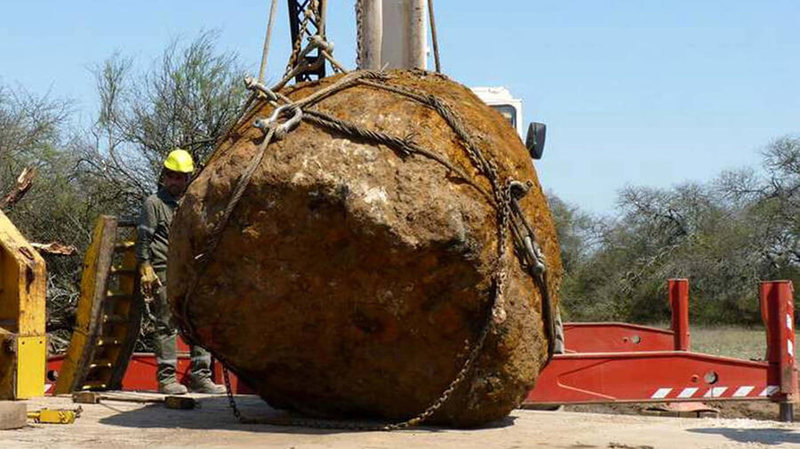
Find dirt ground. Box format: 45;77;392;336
565;400;787;421
3;394;800;449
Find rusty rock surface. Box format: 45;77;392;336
168;70;562;427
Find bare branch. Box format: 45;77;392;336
0;166;35;209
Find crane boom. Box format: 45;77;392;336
286;0;327;82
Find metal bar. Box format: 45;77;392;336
669;279;691;351
780;402;794;422
259;0;280;82
760;281;798;422
563;280;688;354
53;216;119;395
427;0;441;72
358;0;382;70
408;0;426;69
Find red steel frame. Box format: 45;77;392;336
525;279;798;421
561;279;690;354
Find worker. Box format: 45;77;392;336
136;149;225;395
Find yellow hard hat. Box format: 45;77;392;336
163;149;195;173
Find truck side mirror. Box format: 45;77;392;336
525;122;546;160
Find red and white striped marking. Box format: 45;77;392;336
649;385;779;400
732;386;754;397
703;387;728;398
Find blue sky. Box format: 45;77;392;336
1;1;797;214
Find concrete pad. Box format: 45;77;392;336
0;402;26;430
1;395;799;448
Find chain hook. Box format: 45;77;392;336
508;180;530;200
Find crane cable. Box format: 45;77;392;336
258;0;280;83
427;0;441;72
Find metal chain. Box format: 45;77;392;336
326;49;345;74
285;0;317;76
355;0;363;69
223;367;243;422
302;111;490;202
492;176;512;324
220;317;494;431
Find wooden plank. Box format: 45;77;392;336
0;402;26;430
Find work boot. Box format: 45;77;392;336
190;377;226;394
159;380;188;395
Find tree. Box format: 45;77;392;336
0;85;71;197
78;30;247;217
552;137;800;325
0;83;92;348
0;32;249;352
73;31;248;350
547;193;600;274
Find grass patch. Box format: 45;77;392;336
690;325;769;360
640;322;772;360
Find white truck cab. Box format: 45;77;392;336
472;86;546;160
471;87;524;137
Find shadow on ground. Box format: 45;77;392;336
98;395;515;435
688;427;800;445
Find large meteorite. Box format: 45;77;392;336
168;70;562;427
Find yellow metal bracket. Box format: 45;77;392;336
0;210;46;399
27;407;81;424
16;336;45;399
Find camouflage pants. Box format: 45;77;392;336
152;271;211;384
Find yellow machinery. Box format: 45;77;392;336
27;407;80;424
0;210;46;399
54;216;141;394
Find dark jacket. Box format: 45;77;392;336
135;188;179;271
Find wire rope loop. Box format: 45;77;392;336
244;75;279;102
309;35;334;53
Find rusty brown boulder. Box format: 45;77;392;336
168;70;562;427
